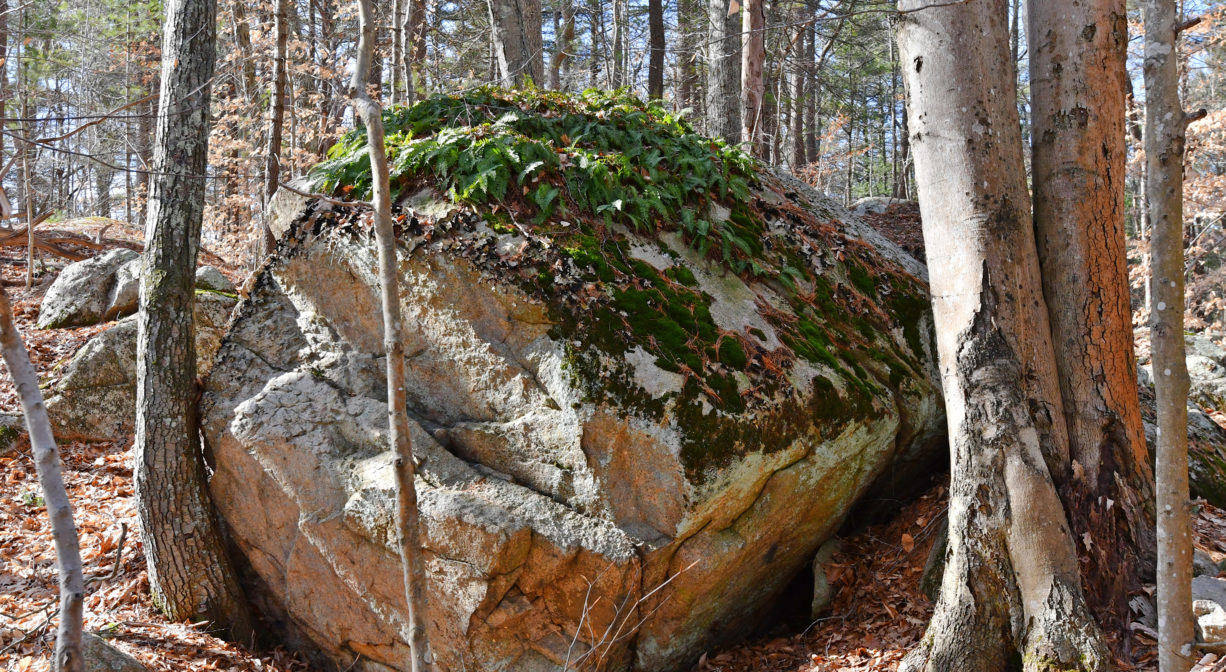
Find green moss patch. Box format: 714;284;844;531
300;88;932;479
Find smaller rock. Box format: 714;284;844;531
105;259;142;320
851;196;913;216
1196;600;1226;644
1197;549;1221;578
811;539;841;618
1186;333;1226;412
81;632;147;672
1193;575;1226;607
38;248;139;328
195;266;235;293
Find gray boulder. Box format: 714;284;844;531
45;292;237;442
203;173;944;672
37;248;138;328
1187;333;1226;412
1138;366;1226;508
851;196;914;216
81;632;147;672
195;265;236;293
106;259;142;320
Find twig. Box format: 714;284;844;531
276;181;370;208
86;523;128;587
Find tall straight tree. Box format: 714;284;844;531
897;0;1111;669
647;0;664;98
264;0;290;255
134;0;252;639
705;0;740;143
1145;0;1197;668
1029;0;1155;641
740;0;765;156
488;0;543;86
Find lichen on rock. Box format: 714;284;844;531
204;89;945;672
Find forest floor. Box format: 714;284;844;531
2;210;1226;671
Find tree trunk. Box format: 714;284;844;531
350;0;434;669
1144;0;1195;669
550;0;574;89
896;1;1111;669
705;0;740;144
803;21;817;163
677;0;699;110
740;0;765;157
1029;0;1155;643
391;0;403;103
647;0;664;98
405;0;426;101
231;0;258;101
790;21;806;168
611;0;625;88
0;288;84;672
134;0;252;640
487;0;543;86
264;0;289;255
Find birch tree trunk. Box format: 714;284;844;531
487;0;543;87
0;288;84;672
897;1;1111;669
1144;0;1194;668
740;0;765;157
135;0;252;640
350;0;433;669
1029;0;1156;641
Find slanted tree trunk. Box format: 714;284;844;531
264;0;290;255
0;288;84;672
350;0;433;669
647;0;664;98
134;0;252;640
1029;0;1156;643
896;1;1111;670
487;0;543;87
1144;0;1195;668
740;0;765;157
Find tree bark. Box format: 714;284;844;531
896;1;1111;669
0;287;84;672
705;0;740;144
135;0;252;640
550;0;574;90
1144;0;1194;669
677;0;699;111
488;0;543;86
1029;0;1156;643
264;0;290;255
647;0;664;98
350;0;434;669
740;0;765;157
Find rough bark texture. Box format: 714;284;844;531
487;0;543;87
0;287;84;672
350;0;434;668
549;0;574;90
896;1;1111;669
1029;0;1156;639
1144;0;1194;669
705;0;740;144
647;0;664;99
740;0;765;157
134;0;252;640
264;0;289;255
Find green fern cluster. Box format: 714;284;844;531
312;87;760;263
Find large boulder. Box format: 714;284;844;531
1138;365;1226;508
204;158;942;672
44;291;237;441
37;248;139;328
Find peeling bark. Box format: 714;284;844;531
1029;0;1156;640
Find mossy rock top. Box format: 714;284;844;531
290;88;936;480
